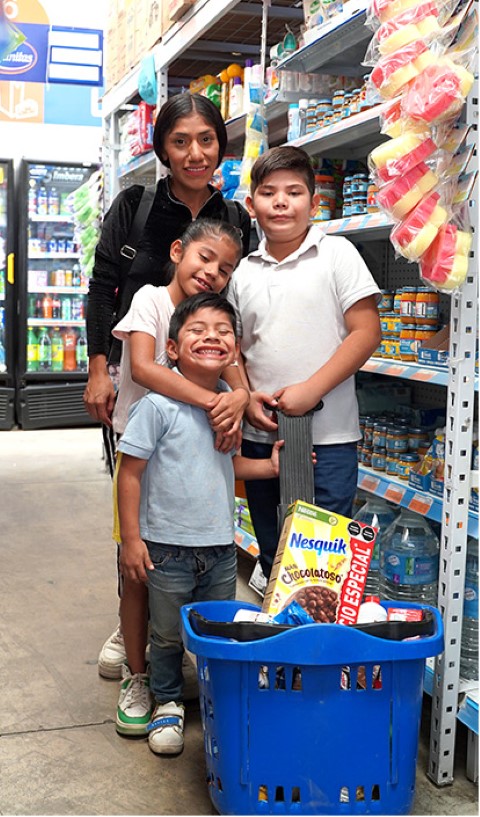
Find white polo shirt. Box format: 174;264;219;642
229;225;381;446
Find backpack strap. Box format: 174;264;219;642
224;198;241;230
119;186;156;271
108;186;156;365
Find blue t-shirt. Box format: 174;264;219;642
118;383;235;546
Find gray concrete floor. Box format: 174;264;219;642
0;426;477;816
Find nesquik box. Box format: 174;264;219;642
262;500;378;625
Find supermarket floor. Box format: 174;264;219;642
0;426;477;817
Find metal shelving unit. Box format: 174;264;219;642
101;0;478;782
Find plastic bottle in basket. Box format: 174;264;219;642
460;538;478;681
354;496;397;596
379;508;439;605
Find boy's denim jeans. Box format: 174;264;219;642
145;542;236;704
241;440;358;579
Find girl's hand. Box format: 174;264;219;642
120;538;154;584
207;388;249;434
245;391;279;432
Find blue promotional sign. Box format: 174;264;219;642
47;27;103;87
0;22;48;83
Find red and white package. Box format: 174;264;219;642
369;130;436;181
390;191;448;261
369;39;436;100
402;56;475;125
376;161;438;220
419;221;473;292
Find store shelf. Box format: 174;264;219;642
357;464;479;538
27;286;87;295
30;214;74;223
424;661;478;734
28;253;80;260
314;211;393;239
287;102;389;158
361;357;450;387
27;319;85;327
277;0;371;77
118;150;156;179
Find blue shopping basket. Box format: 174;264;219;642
181;599;444;816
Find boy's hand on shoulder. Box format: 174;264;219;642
274;382;319;416
246;392;279;432
120;537;154;584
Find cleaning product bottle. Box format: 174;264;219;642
228;76;243;119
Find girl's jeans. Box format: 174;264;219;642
146;542;236;704
241;440;358;579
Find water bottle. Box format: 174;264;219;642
354;496;397;597
379;508;439;606
460;538;478;681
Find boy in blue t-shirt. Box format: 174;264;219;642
117;291;282;757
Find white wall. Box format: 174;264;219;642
0;0;107;166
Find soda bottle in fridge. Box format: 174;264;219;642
37;183;48;215
27;326;39;371
48;186;60;215
38;327;52;371
51;327;64;372
76;331;88;372
63;329;77;371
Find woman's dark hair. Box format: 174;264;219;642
168;292;237;343
153;93;228;169
250;145;316;197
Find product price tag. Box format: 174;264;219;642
385;484;406;504
411;369;435;382
359;474;381;493
408;493;434;515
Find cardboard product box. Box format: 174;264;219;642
263;500;377;625
162;0;172;36
409;466;432;493
136;0;162;57
168;0;195;21
417;325;450;369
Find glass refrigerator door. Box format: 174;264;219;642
25;162;99;376
0;163;8;374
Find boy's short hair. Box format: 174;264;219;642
250;146;316;197
169;292;238;343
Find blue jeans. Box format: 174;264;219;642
146;542;236;704
241;440;358;578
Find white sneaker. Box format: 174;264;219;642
98;626;126;679
116;665;153;736
147;701;185;755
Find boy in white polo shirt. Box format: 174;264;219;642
228;145;382;578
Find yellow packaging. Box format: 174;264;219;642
262;501;377;625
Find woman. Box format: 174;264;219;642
84;93;251;685
84;92;251;428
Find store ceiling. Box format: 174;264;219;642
166;0;305;91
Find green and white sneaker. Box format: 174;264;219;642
116;665;153;736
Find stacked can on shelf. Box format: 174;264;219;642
373;286;440;361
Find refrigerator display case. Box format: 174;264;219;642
16;160;100;429
0;159;15;429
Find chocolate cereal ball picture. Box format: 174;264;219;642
284;585;338;623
